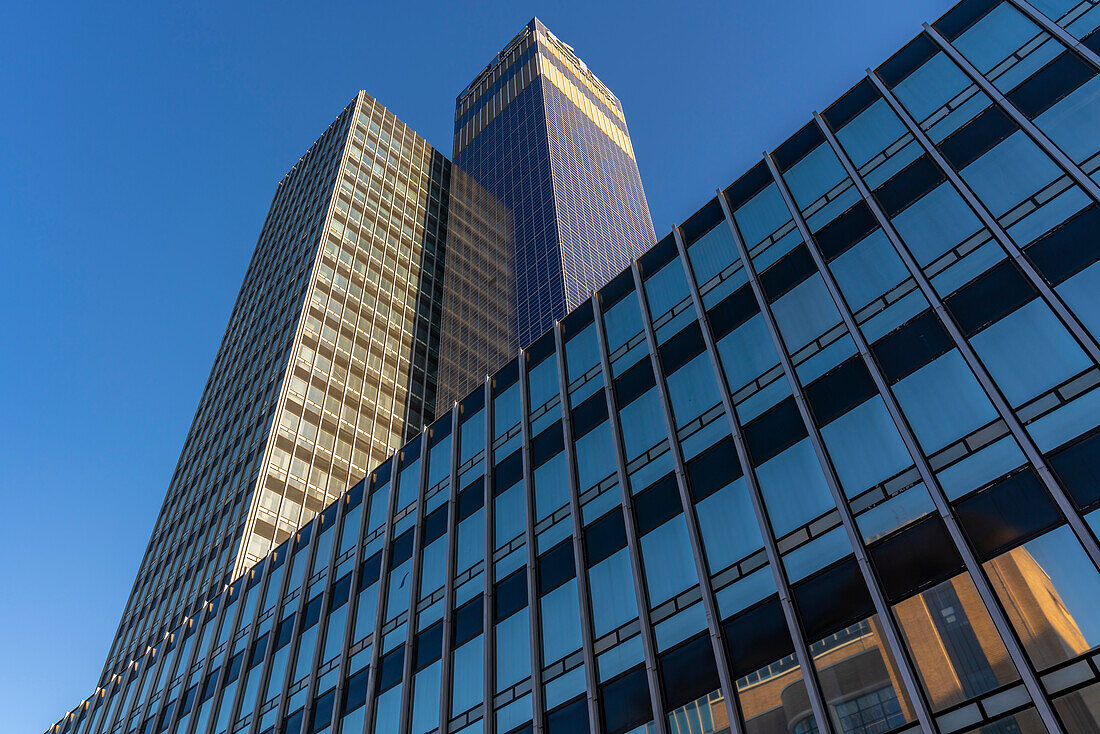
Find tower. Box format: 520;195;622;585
438;19;656;406
99;91;450;678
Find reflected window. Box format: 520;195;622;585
984;525;1100;670
894;574;1020;710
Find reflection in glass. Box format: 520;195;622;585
984;526;1100;670
735;657;814;733
811;618;914;732
894;574;1020;710
958;706;1045;733
668;689;730;734
1053;680;1100;733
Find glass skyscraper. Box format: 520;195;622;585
100;91;451;683
45;1;1100;733
438;19;656;407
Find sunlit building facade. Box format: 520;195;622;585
48;1;1100;733
438;18;656;407
99;91;451;681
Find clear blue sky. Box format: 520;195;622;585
1;1;955;730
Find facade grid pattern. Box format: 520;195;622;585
49;1;1100;734
101;91;452;678
438;19;655;409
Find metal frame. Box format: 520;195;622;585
815;109;1070;734
862;70;1100;368
437;404;463;734
923;23;1100;205
718;179;936;733
589;295;670;734
517;350;549;733
673;221;851;734
628;260;748;734
1008;0;1100;70
552;320;608;733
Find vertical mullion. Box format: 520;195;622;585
589;296;670;734
518;351;547;733
297;497;361;732
437;406;462;734
324;480;375;734
270;518;328;730
861;73;1100;367
785;109;1081;734
627;261;745;734
482;375;496;734
126;629;174;734
727;154;932;733
1007;0;1100;69
196;566;262;734
551;321;604;733
923;23;1100;204
397;435;433;734
671;222;834;734
815;116;1071;734
769;152;982;730
244;537;299;734
232;555;281;733
360;456;404;734
94;661;133;734
172;603;220;734
817;98;1100;572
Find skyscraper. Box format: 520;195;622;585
45;2;1100;734
99;91;451;681
438;19;656;406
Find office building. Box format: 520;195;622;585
47;1;1100;733
99;91;451;681
438;19;656;406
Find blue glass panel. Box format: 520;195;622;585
771;274;842;351
716;315;780;391
755;439;834;536
540;581;583;663
961;131;1061;217
734;185;790;247
971;300;1091;406
495;609;531;689
830;231;909;310
785;145;847;209
894;53;972;123
451;637;483;715
891;183;983;266
589;548;639;637
955;3;1042;74
667;354;721;427
893;351;999;453
1058;260;1100;337
640;517;698;605
688;224;739;286
837;100;908;168
696;476;763;571
821;397;914;498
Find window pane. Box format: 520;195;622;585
984;525;1100;670
894;573;1020;710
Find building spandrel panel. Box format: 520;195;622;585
46;2;1100;734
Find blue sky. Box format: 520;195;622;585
0;1;956;730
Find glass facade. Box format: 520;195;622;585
438;19;656;408
101;91;451;682
49;2;1100;733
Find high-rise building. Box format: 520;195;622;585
46;2;1100;734
99;91;451;681
438;19;656;406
